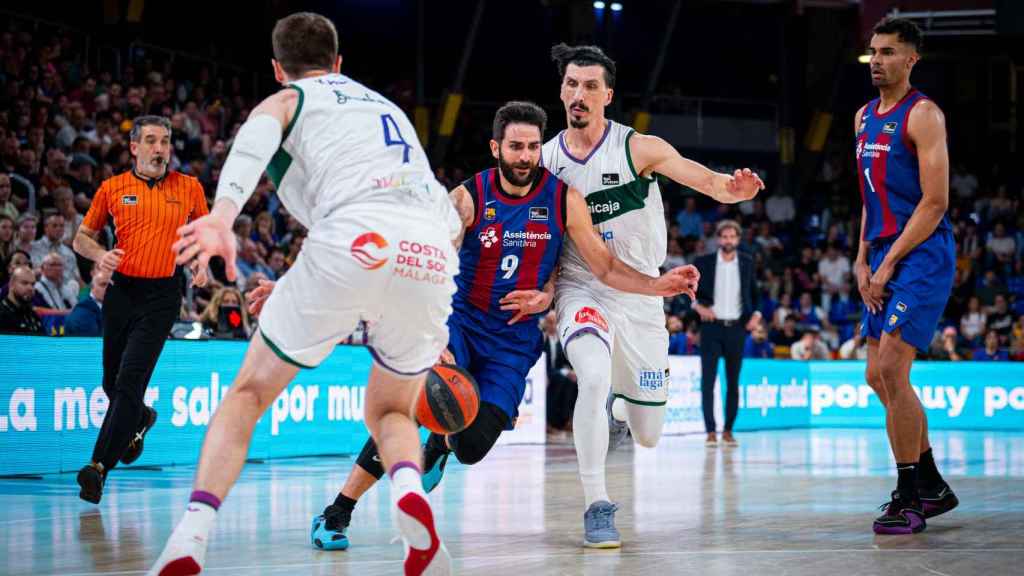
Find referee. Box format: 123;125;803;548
72;115;209;503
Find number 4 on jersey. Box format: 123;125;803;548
381;114;412;164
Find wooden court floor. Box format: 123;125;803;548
2;429;1021;575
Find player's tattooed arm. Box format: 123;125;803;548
628;133;764;204
565;186;698;298
448;185;475;250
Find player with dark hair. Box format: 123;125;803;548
543;42;763;547
292;100;699;551
855;16;958;535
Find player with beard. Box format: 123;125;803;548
301;101;701;551
855;17;958;535
73;115;208;505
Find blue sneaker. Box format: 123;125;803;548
422;451;449;493
583;500;621;548
421;434;450;493
311;506;350;550
607;395;629;451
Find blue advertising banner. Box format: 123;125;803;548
665;356;1024;433
0;336;375;476
3;336;1023;476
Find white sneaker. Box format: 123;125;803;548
394;492;451;576
147;521;209;576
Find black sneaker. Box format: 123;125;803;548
121;407;157;465
311;503;351;550
919;481;959;518
77;463;106;504
873;490;926;535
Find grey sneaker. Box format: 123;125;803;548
607;394;629;451
583;500;621;548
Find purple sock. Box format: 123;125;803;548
190;490;222;510
388;461;421;478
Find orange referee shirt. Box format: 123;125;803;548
82;170;209;279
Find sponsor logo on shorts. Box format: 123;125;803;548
484;207;497;221
602;173;620;186
888;314;899;326
393;240;448;284
601;230;614;241
575;307;608;332
896;301;908;312
529;206;549;221
882;121;898;134
350;232;389;270
639;369;666;392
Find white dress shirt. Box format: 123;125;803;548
35;276;79;310
712;251;742;321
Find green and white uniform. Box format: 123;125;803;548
258;73;460;373
542;120;670;406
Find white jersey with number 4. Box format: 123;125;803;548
267;73;458;236
541;120;666;295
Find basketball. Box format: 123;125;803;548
416;364;480;435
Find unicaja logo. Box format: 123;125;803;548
351;232;389;270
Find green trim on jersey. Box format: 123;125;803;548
625;130;655;183
586;178;651;225
282;84;305;141
266;148;291;188
261;328;314;369
266;85;305;188
613;392;667;407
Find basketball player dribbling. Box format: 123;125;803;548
149;12;462;575
855;17;958;535
243;101;699;551
541;43;764;547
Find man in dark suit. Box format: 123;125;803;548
542;311;576;432
691;220;761;447
65;271;109;337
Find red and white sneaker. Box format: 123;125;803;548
394;492;451;576
147;528;208;576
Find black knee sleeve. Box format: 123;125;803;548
355;437;385;479
448;402;509;465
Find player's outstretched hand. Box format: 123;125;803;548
721;168;764;203
500;289;554;325
247;279;276;315
655;264;700;299
172;212;238;281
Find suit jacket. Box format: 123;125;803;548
64;296;103;337
693;251;758;325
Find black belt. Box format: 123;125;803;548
712;319;742;327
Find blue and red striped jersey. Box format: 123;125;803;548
856;88;952;242
453;167;567;323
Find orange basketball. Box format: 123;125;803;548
416;364;480;434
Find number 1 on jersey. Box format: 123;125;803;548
500;254;519;280
381;114;412;164
864;168;877;195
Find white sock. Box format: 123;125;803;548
567;334;612;509
389;463;424;502
174;501;217;541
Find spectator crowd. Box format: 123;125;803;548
0;18;1021;363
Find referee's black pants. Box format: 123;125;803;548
91;272;179;470
699;320;746;434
